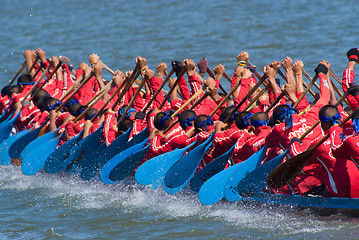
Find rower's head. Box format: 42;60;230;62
351;108;359;135
178;110;197;130
45;98;61;112
68;102;83;116
36;95;55;112
235;111;252;130
118;105;136;121
194;114;214;132
219;106;237;125
17;74;33;87
84;108;98;121
9;85;22;96
32;89;48;106
272;104;296;127
154;112;172;130
319;105;341;132
117;118;133;134
1;86;11;97
73;105;87;117
250;112;269;134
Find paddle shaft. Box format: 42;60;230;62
292;74;318;109
159;67;186;109
163;89;208;134
9;61;26;85
142;69;175;112
223;75;267;123
74;80;113;122
265;91;285;114
118;75;149;122
208;78;242;118
56;72;93;112
90;64;140;121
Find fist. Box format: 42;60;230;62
50;56;60;67
136;56;147;69
125;70;133;79
242;68;252;79
197;58;208;73
213;64;225;76
236;51;249;62
36;48;46;61
84;120;93;129
269;61;281;72
204;77;217;92
93;61;103;77
88;54;99;65
281;57;293;70
292;60;304;75
263;65;276;78
156;63;167;73
24;49;35;59
183;59;196;72
112;70;125;86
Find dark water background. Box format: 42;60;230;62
1;0;359;239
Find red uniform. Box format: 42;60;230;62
342;69;359;110
291;125;359;197
231;126;271;164
202;124;244;165
141;123;185;164
265;73;330;157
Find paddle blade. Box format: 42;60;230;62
44;130;83;174
236;150;289;196
0;110;21;143
0;129;30;165
190;144;235;192
21;137;61;175
267;148;314;188
108;142;149;182
198;162;244;205
21;129;58;158
163;135;214;194
101;139;149;184
8;121;46;159
224;146;267;202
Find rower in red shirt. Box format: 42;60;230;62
291;105;359;198
265;60;331;158
341;48;359;110
231;112;271;164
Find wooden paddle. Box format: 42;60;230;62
267;91;351;189
292;73;318;109
9;61;26;85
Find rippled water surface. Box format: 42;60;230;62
1;0;359;239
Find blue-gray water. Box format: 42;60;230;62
1;0;359;239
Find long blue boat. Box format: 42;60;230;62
243;192;359;211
